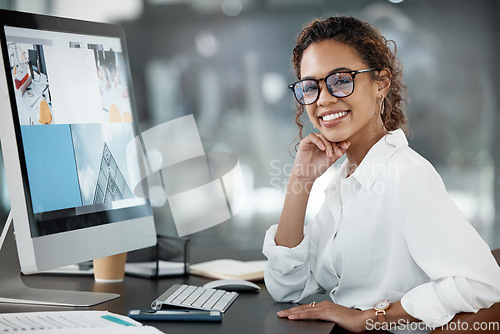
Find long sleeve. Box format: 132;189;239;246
397;156;500;327
262;198;337;302
262;225;323;302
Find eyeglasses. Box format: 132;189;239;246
288;68;379;105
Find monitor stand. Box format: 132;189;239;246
0;211;120;307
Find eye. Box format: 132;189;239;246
301;80;318;93
328;73;353;86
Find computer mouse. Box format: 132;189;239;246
203;279;260;292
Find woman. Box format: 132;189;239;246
262;16;500;333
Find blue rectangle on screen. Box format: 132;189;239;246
21;125;82;213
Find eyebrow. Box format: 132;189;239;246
301;67;352;80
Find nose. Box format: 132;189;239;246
316;80;338;106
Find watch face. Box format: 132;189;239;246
374;300;390;310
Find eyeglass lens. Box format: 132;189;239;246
293;72;354;105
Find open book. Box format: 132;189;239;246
189;259;267;281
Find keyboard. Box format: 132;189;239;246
151;284;238;313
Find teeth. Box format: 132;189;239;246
322;111;347;121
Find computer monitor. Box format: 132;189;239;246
0;9;157;306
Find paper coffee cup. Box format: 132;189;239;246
93;252;127;283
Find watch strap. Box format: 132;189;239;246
375;309;387;324
373;300;390;324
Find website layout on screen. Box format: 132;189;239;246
5;26;145;216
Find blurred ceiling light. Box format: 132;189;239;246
195;31;219;57
148;0;186;4
221;0;243;16
389;0;404;3
53;0;143;22
364;3;413;32
262;73;286;104
149;0;246;15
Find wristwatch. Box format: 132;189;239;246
373;300;390;323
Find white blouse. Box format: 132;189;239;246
263;129;500;330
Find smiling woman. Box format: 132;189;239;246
262;16;500;333
298;39;387;161
290;16;407;150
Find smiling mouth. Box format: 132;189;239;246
320;111;349;121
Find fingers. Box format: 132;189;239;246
277;301;326;320
313;133;335;157
282;310;317;320
307;133;350;159
335;139;350;157
305;133;326;151
277;300;365;330
294;134;351;180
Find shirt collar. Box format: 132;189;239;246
341;128;408;191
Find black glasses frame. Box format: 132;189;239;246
288;68;380;105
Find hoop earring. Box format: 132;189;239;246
380;97;385;115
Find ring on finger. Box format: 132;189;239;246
309;302;316;308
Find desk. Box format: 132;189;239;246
0;265;335;334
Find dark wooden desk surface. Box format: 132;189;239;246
0;270;335;334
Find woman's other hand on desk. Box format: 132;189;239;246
292;133;349;182
277;300;368;333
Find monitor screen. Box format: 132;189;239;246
0;10;156;276
4;25;150;238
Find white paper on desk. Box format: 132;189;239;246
0;310;164;333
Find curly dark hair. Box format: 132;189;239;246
291;16;408;142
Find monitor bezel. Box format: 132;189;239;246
0;9;156;274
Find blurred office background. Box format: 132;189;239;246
1;0;500;256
